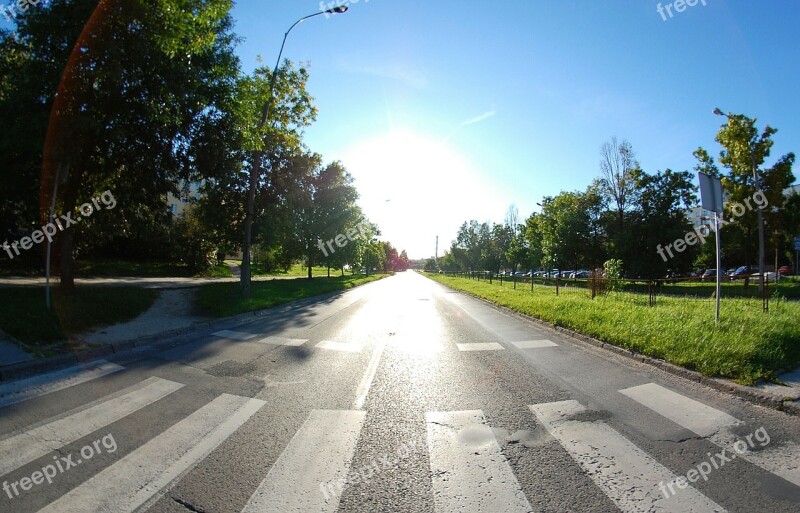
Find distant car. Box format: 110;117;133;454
570;270;590;279
701;269;723;282
731;265;759;279
778;265;793;276
750;271;779;282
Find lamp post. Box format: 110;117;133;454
713;108;766;301
240;6;348;295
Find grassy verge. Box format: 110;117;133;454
198;263;234;278
486;275;800;300
75;259;193;277
227;261;357;278
197;273;389;317
0;286;158;346
425;273;800;384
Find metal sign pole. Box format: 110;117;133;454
698;172;724;324
714;214;721;323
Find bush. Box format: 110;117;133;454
170;209;217;274
603;259;624;293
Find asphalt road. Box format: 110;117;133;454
0;270;798;512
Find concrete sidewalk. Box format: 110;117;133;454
0;329;32;366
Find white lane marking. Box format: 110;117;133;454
353;341;385;409
529;400;725;513
212;330;257;341
456;342;504;351
512;340;558;349
619;383;739;437
0;360;124;409
316;340;363;353
621;382;800;487
242;410;366;513
38;393;265;513
426;410;534;513
0;377;183;476
256;337;308;346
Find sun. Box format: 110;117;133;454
339;129;508;258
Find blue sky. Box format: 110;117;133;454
229;0;800;258
4;1;798;258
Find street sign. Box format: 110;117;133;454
698;172;723;213
795;236;800;251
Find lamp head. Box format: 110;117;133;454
325;6;349;14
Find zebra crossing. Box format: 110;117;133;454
1;353;795;512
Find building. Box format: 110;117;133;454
166;181;203;217
685;206;715;231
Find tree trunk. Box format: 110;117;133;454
58;169;82;290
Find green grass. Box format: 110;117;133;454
0;286;158;346
198;263;234;278
197;273;389;317
426;273;800;385
461;274;800;300
75;259;194;277
230;261;350;278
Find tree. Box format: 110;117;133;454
628;169;697;278
537;192;594;272
599;137;639;257
1;0;242;287
699;113;795;273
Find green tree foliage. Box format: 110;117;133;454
697;113;795;268
1;0;241;286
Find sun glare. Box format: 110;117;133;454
341;130;508;258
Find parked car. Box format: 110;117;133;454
570;270;590;279
731;265;759;279
778;265;793;276
701;269;723;282
750;271;779;282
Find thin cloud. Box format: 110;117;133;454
338;61;427;89
460;109;496;126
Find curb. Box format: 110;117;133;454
0;281;376;382
434;279;800;417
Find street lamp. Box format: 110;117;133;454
713;108;766;300
240;6;349;295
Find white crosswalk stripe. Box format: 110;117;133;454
255;336;308;346
0;360;124;409
511;339;558;349
8;369;794;513
620;382;800;487
37;393;265;513
426;410;534;513
456;342;504;351
0;377;183;477
315;340;363;352
529;400;726;513
619;383;739;437
242;409;366;513
212;330;257;341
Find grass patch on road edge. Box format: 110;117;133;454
197;273;389;317
425;273;800;384
0;286;158;346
